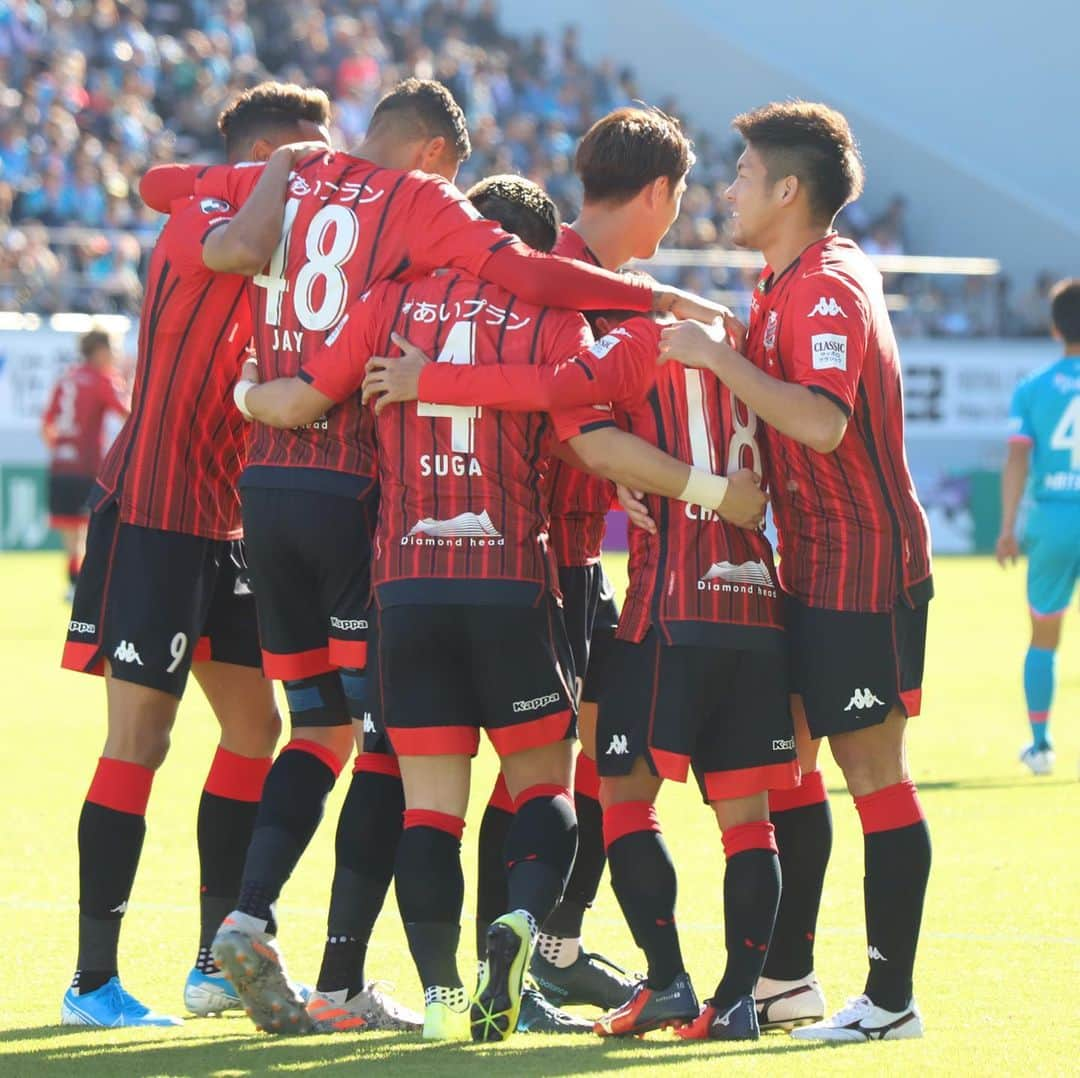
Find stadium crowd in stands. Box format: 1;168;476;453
0;0;1050;333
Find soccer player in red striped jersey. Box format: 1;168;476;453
58;83;332;1031
236;174;748;1041
41;328;129;596
659;102;933;1043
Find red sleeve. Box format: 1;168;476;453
43;379;61;425
139;164;203;211
159;200;238;274
299;283;390;402
102;373;130;417
406;176;653;312
785;276;867;416
193;162;265;207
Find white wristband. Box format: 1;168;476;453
234;380;256;420
679;468;729;511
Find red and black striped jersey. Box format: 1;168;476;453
546;224;615;567
746;234;932;612
43;362;128;477
300;271;598;607
603;321;784;650
190;156;655;497
94;196;252;539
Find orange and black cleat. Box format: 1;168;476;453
594;973;699;1037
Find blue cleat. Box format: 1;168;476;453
676;994;760;1041
183;967;243;1016
61;977;183;1027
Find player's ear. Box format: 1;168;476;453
777;174;799;207
418;135;452;178
249;137;276;163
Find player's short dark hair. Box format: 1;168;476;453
369;78;471;162
732;101;865;223
217;82;330;157
80;329;112;360
1050;278;1080;344
466;174;559;253
575;106;694;204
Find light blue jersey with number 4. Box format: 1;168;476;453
1007;356;1080;503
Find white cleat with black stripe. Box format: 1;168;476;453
790;993;923;1042
755;973;825;1031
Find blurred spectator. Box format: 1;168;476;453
0;0;991;326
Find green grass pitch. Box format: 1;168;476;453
1;552;1077;1076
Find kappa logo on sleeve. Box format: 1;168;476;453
811;333;848;372
808;296;847;318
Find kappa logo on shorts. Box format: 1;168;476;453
605;734;630;756
113;641;144;666
867;945;888;962
772;737;795;751
512;692;560;714
330;616;369;632
844;688;886;711
362;714;377;734
68;620;96;635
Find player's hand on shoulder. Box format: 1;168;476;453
362;333;432;414
718;468;768;531
659;318;728;371
653;284;733;326
995;531;1020;567
616;484;656;536
272;141;334;167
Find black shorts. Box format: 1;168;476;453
375;597;576;758
558;563;620;706
241;486;375;681
597;630;799;803
788;597;929;739
62;502;261;697
49;472;94;527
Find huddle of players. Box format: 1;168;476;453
60;74;934;1047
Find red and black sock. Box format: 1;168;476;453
68;554;81;586
195;747;272;973
395;809;466;992
236;740;343;931
855;780;931;1011
710;821;781;1009
475;774;513;958
762;770;832;980
75;758;154;993
316;755;404;997
542;754;604;940
603;801;684;990
505;784;578;926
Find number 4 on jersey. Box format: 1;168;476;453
418;321;482;453
1050;395;1080;469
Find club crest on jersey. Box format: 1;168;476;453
763;310;778;350
698;558;777;597
811;333;848;371
200;197;231;214
808;295;847;318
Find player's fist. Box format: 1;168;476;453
718;468;767;531
653;285;733;325
273;141;333;166
659;318;726;370
361;333;432;414
995;531;1020;567
723;312;748;352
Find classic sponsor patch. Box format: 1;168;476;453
811;333;848;371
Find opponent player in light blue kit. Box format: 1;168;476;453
997;278;1080;775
